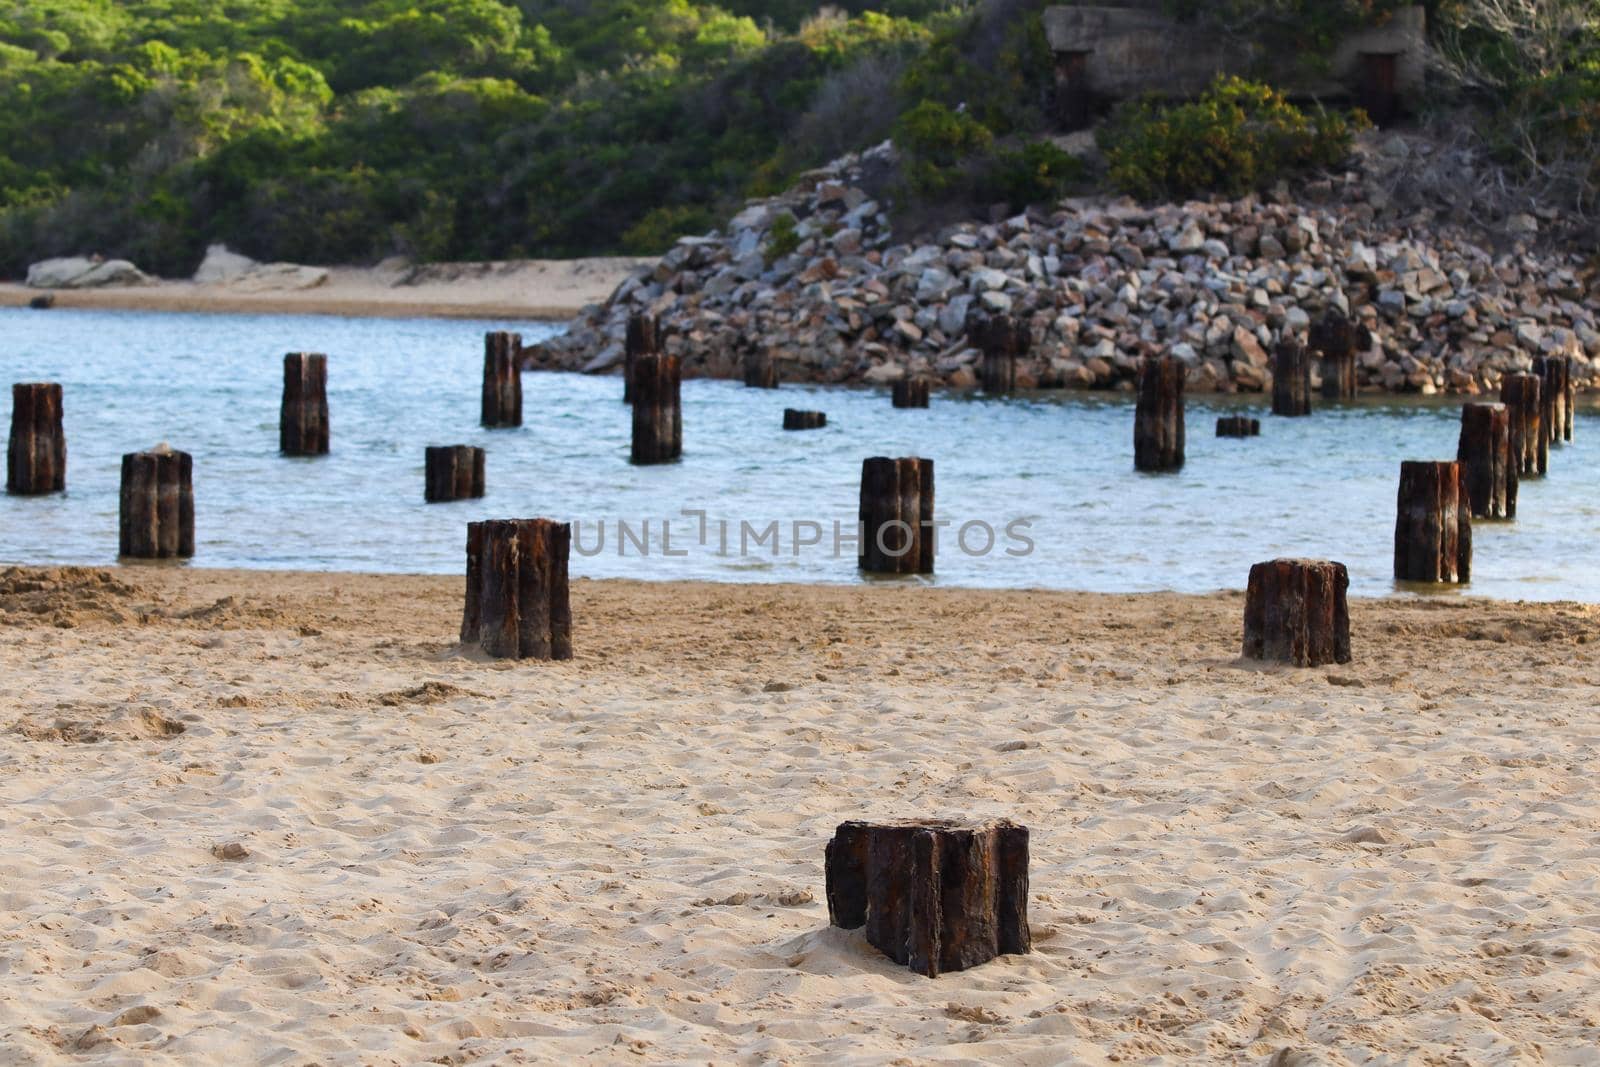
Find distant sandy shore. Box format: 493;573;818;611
0;257;653;321
3;565;1598;1063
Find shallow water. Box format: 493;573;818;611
2;307;1595;600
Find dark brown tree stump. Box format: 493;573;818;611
623;313;659;405
1500;373;1544;477
425;445;486;502
7;382;66;495
1271;338;1313;416
460;518;571;660
482;332;523;428
1134;356;1185;472
119;446;194;559
1456;403;1515;520
1242;559;1351;666
973;314;1028;394
630;353;682;465
859;456;934;575
1395;460;1471;583
1535;355;1570;447
743;348;779;389
280;353;329;455
1311;309;1357;401
782;409;826;431
892;379;930;409
1215;415;1260;437
825;819;1030;978
28;294;54;310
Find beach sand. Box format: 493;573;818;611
2;565;1598;1063
0;257;653;321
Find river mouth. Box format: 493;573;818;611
3;307;1594;601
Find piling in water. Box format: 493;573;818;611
7;382;66;495
1456;403;1515;520
119;446;193;559
425;445;486;502
280;353;329;456
1271;338;1312;416
1134;356;1185;472
482;332;523;428
859;456;934;575
1394;460;1471;583
630;353;682;465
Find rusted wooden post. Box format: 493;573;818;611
1395;460;1471;583
1311;310;1357;401
1134;356;1185;472
859;456;933;575
1272;338;1312;416
119;446;194;559
630;353;682;465
825;819;1030;978
460;518;571;660
7;382;66;495
1242;559;1351;666
1215;415;1260;437
782;409;826;431
1456;403;1515;520
425;445;486;502
743;348;779;389
482;332;523;428
1535;355;1570;448
892;379;930;409
1500;373;1544;477
280;353;329;456
623;314;659;405
974;314;1027;394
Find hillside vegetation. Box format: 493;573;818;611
1;0;1595;276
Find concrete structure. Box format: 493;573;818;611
1043;3;1425;126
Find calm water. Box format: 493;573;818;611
2;307;1596;600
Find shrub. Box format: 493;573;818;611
1098;76;1368;201
893;98;992;195
763;210;800;263
979;139;1082;207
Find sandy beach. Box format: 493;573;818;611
0;258;653;321
2;565;1597;1063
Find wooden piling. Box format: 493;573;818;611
1242;558;1351;667
892;379;930;409
280;353;329;456
782;409;826;431
482;332;523;428
1500;373;1544;477
28;294;54;310
859;456;934;575
1134;356;1185;472
1215;415;1260;437
1535;355;1570;447
119;446;194;559
623;314;659;405
973;314;1027;394
1311;309;1357;400
743;348;779;389
425;445;486;502
630;353;682;465
1271;338;1312;416
6;382;66;495
1394;460;1471;584
460;518;571;660
825;819;1030;978
1456;403;1515;520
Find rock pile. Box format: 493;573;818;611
535;142;1599;395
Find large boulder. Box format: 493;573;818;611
26;257;152;289
193;243;258;284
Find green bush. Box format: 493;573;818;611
763;210;799;263
893;98;992;195
979;139;1081;206
1098;76;1368;201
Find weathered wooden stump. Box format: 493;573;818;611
7;382;66;495
1242;559;1351;667
1215;415;1260;437
743;348;779;389
425;445;486;502
1535;355;1570;447
859;456;934;575
825;819;1030;978
1500;373;1544;477
892;379;930;409
1311;309;1357;401
1271;338;1313;416
973;314;1028;394
630;353;682;465
460;518;571;660
1133;356;1185;472
1456;403;1516;520
280;353;329;456
1395;460;1471;584
119;446;194;559
28;294;54;310
623;313;659;405
482;332;523;428
782;409;826;431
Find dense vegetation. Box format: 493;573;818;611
1;1;1595;276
